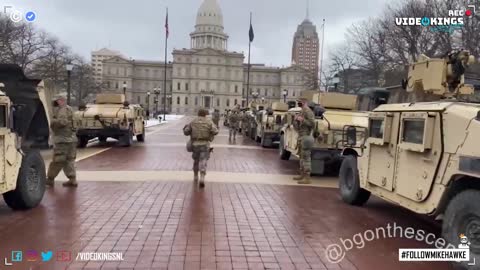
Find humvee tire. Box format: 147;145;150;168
77;136;89;148
136;128;145;142
3;150;46;210
260;134;268;148
279;135;291;160
339;155;370;206
120;126;134;147
443;190;480;269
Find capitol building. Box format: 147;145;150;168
94;0;312;114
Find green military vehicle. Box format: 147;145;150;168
339;50;480;269
75;93;146;147
255;102;289;147
0;64;50;210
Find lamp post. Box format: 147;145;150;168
66;63;73;105
153;87;161;117
167;94;172;113
282;89;288;103
123;81;127;96
146;91;151;120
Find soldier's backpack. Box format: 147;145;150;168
191;119;212;141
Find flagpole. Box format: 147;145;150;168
246;12;252;108
319;18;325;91
163;7;168;122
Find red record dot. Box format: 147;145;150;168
466;9;472;16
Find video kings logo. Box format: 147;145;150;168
395;3;476;28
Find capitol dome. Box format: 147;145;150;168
195;0;224;28
190;0;229;50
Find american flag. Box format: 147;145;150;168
165;9;169;38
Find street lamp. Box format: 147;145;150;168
282;89;288;103
146;91;151;120
153;87;161;117
123;81;127;96
66;63;73;105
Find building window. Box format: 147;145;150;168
107;81;110;88
115;82;119;89
177;97;180;105
137;96;140;103
226;99;230;107
235;85;238;93
217;98;220;107
145;96;149;103
195;97;198;106
293;91;296;97
177;82;181;90
234;99;237;105
264;89;267;96
185;83;189;91
185;97;188;105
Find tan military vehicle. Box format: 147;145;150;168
279;92;371;175
0;64;50;210
339;50;479;269
75;93;146;147
255;102;288;147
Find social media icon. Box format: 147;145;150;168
56;251;71;262
26;249;38;262
41;251;53;262
9;9;22;23
25;11;36;22
11;251;22;262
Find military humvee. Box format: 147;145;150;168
339;50;479;269
279;92;379;175
255;102;288;147
75;94;145;147
0;64;50;210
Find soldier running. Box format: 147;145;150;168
183;108;219;188
46;94;78;187
292;97;315;185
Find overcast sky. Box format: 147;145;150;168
10;0;390;67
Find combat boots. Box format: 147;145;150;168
194;171;199;182
199;173;206;188
298;171;312;185
293;168;305;181
46;178;55;187
62;178;78;187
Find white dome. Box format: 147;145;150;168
195;0;223;27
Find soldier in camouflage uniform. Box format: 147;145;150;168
46;94;78;187
212;109;220;128
183;108;219;188
228;106;241;141
292;97;315;184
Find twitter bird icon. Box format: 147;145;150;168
41;251;53;262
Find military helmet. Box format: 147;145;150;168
53;93;67;101
198;108;209;116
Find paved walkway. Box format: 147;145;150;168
0;116;453;270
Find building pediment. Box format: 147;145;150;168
103;56;131;64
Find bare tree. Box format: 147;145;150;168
328;43;360;91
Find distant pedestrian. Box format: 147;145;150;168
46;94;78;187
212;109;220;128
183;108;219;188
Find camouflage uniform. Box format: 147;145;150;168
47;104;78;187
183;114;218;188
228;111;240;141
212;111;220;128
293;104;315;184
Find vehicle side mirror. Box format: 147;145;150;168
477;111;480;121
94;115;100;121
123;101;130;107
346;126;357;146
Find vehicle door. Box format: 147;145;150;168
364;112;397;192
394;112;442;202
